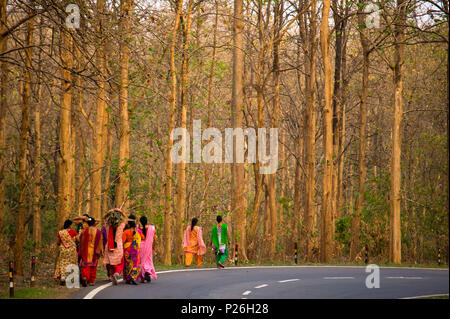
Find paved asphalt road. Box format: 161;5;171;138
70;266;449;299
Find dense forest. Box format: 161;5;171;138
0;0;448;276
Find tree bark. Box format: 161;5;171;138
389;0;407;264
319;0;334;263
232;0;248;262
163;0;183;265
57;23;74;230
15;10;34;275
91;0;107;220
116;0;132;211
175;0;193;264
304;0;317;262
350;3;369;260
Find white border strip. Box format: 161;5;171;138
400;293;449;299
82;265;448;299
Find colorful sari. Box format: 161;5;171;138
183;225;207;266
54;229;78;281
137;225;157;281
123;227;145;282
79;227;102;267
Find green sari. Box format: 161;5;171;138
211;223;228;266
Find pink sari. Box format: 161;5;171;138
138;225;157;280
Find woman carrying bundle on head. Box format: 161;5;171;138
122;214;145;285
137;216;157;283
182;217;207;267
103;208;127;285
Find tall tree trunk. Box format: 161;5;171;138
116;0;132;211
304;0;317;262
268;0;282;259
32;17;44;252
57;23;74;230
15;10;34;275
0;0;7;232
91;0;107;220
389;0;406;264
204;0;219;218
163;0;183;265
319;0;333;263
350;4;369;260
175;0;193;264
232;0;248;262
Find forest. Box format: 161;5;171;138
0;0;448;278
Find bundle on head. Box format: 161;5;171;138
106;209;123;227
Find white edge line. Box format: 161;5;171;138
81;265;448;299
400;293;449;299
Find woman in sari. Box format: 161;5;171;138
137;216;157;283
78;217;103;286
122;214;145;285
103;208;127;285
182;217;206;267
211;215;230;269
54;220;79;285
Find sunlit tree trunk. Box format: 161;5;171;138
231;0;248;262
268;0;282;259
91;0;107;220
57;23;74;230
351;3;369;260
390;0;407;264
319;0;333;263
175;0;193;264
32;18;44;252
163;0;183;265
304;0;317;262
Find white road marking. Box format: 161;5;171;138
242;290;252;296
83;279;123;299
400;293;449;299
323;277;355;279
254;284;268;289
278;279;300;283
386;276;423;279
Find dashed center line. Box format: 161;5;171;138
242;290;252;296
254;284;268;289
278;279;300;283
323;277;355;279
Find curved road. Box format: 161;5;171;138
70;266;449;299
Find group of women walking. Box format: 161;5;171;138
182;215;231;269
54;209;230;287
54;208;157;286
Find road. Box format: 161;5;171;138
70;266;449;299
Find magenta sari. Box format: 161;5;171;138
137;225;157;280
